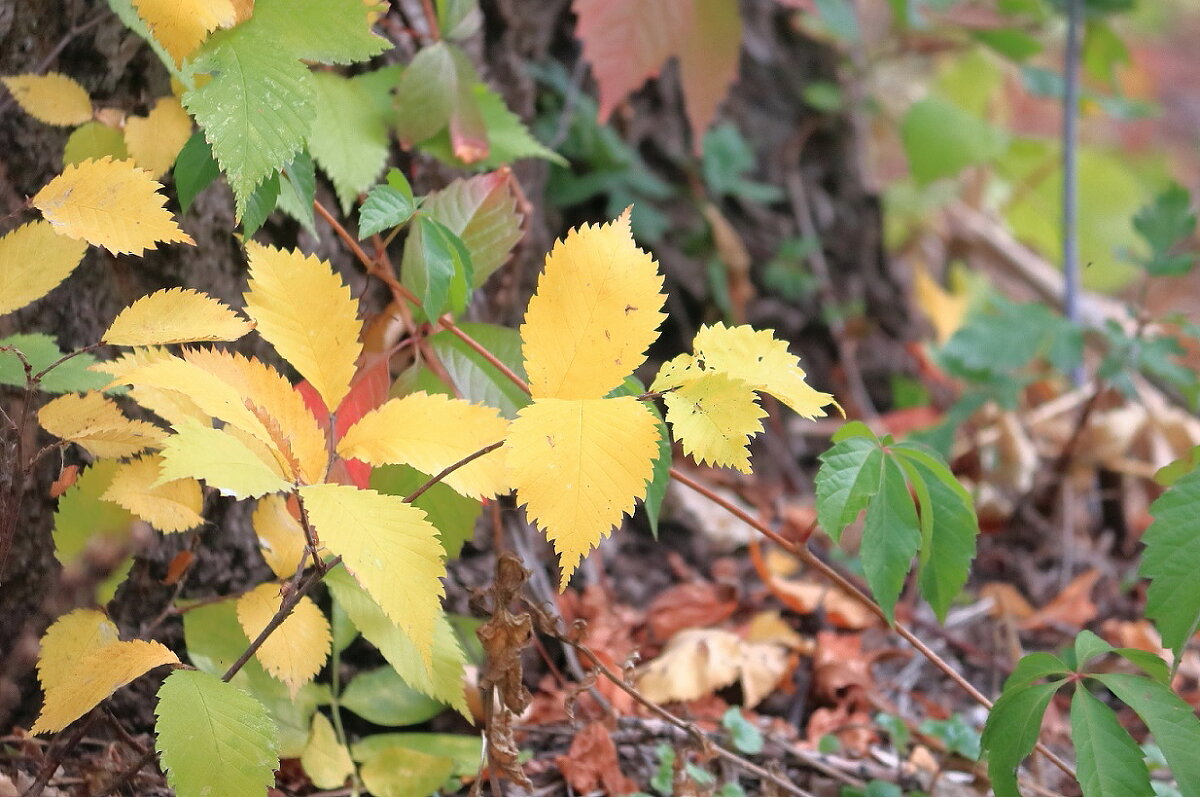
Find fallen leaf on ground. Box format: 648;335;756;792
1020;569;1100;631
636;628;788;708
979;582;1035;621
646;581;738;641
556;721;638;796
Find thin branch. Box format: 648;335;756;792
1062;0;1083;386
32;343;102;384
439;321;529;394
404;440;504;504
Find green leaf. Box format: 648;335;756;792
701;122;783;204
893;443;978;621
0;334;109;393
1082;20;1129;85
1092;673;1200;797
815;434;883;542
248;0;388;64
359;745;455;797
861;456;921;623
359;171;417;239
1140;465;1200;661
721;707;763;755
645;397;672;538
173;131;220;215
394;42;456;144
402;215;474;320
241;172;281;236
1004;652;1070;689
339;666;445;726
981;680;1066;797
1071;684;1154;797
156;670;279;797
416;172;523;287
50;460;135;603
183;24;315;217
971;28;1043;60
874;713;910;751
308;71;390;213
351;732;481;776
371;463;481;558
1133;184;1196;277
420;83;568;170
277;149;317;233
1074;629;1115;669
63;122;127;166
1111;648;1171;685
424;323;530;419
919;714;981;760
325;568;469;716
901;96;1008;184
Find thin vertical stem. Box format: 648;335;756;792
1062;0;1083;385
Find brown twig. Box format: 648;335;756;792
404;440;504;504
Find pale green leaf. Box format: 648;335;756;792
394;42;456;144
351;732;481;775
416;172;523;287
359;745;454;797
308;71;389;213
359;168;416;239
0;334;109;393
902;96;1008;184
155;670;279;797
371;463;481;558
250;0;387;64
424;322;530;419
340;666;445;726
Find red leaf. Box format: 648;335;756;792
678;0;742;150
296;353;391;488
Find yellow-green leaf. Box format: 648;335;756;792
243;242;362;411
253;495;307;579
101;454;204;533
506;396;659;589
0;221;88;316
299;484;445;666
33;608;179;734
661;372;766;474
32;157;195;255
38;391;165;458
301;713;354;790
337;391;508;499
236;584;331;697
104;288;254;346
520;210;666;400
132;0;236;65
124;96;193;178
2;73;92;126
159;418;291;498
90;347;211;429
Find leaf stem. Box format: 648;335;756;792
404;440;504;503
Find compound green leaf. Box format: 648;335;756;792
1004;652;1069;690
402;215;473;320
277;149;317;232
1139;464;1200;660
861;455;921;623
308;71;390;213
902;96;1008;184
1071;684;1153;797
416;171;523;287
371;463;482;558
359;168;416;239
815;430;883;542
156;669;279;797
1093;673;1200;797
183;25;315;216
981;680;1066;797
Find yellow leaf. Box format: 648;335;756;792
635;628;788;709
521;210;666;400
653;323;836;420
32;609;179;734
299;484;445;666
2;73;92;126
506;396;659;589
159;418;292;498
111;354;292;477
337;392;508;499
38;391;165;458
301;713;354;790
236;584;331;697
90;348;210;428
123;96;192;178
913;265;969;344
104;288;254;346
661;372;766;474
32;157;194;255
132;0;236;66
101;454;204;533
243;242;362;411
0;221;88;315
182;348;328;484
253;495;307;579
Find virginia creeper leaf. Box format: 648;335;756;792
1070;684;1153;797
101;454;204;533
506;396;660;589
123;96;193;178
420;83;568;170
414;171;524;287
104;287;253;346
1;73;92;125
32;157;194;255
155;670;279;797
359;168;416;239
814;432;883;543
402;215;474;320
237;584;331;697
981;680;1066;797
522;210;666;400
676;0;743;146
0;221;88;316
38;391;165;458
243;242;362;411
424;322;530;419
1140;463;1200;661
394;42;456;144
299;484;446;665
337;391;508;499
131;0;235;66
371;464;482;558
1004;652;1069;690
861;455;921;623
33;609;180;734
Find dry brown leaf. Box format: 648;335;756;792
646;581;738;642
745;611;810;652
770;578;879;630
1100;619;1170;661
979;582;1035;621
811;631;875;707
1020;570;1100;631
636;628;789;708
556;721;639;796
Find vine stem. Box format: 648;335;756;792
315;198;1077;783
